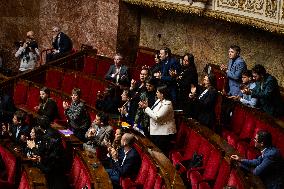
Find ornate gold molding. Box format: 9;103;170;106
122;0;284;35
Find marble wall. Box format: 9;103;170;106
139;9;284;87
0;0;40;70
0;0;120;71
38;0;120;57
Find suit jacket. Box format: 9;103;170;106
52;32;73;53
38;98;59;122
145;99;176;135
185;86;218;128
241;147;284;189
9;124;29;144
251;74;283;117
227;56;247;96
105;65;129;85
85;124;113;146
160;57;181;85
112;147;141;179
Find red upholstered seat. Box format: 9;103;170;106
61;72;76;94
171;121;191;149
26;86;40;110
187;149;221;189
0;146;17;189
83;56;97;75
88;80;106;107
154;174;165;189
45;69;63;90
75;166;92;189
75;75;92;102
227;169;245;189
69;155;82;187
13;81;29;105
239;112;256;140
18;171;29;189
227;105;246;136
50;94;67;124
129;67;141;81
96;59;112;78
171;130;202;173
135;50;155;67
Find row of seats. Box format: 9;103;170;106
14;80;175;189
44;67;107;105
222;103;284;159
120;143;165;189
0;145;17;189
170;121;255;189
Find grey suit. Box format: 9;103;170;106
84;124;113;149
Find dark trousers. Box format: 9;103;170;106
150;134;174;157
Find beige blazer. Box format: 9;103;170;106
145;99;176;135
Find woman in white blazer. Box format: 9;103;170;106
139;85;176;155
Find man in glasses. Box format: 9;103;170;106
231;131;283;189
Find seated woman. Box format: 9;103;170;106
139;85;176;155
25;127;45;160
34;87;58;123
63;88;91;141
186;73;218;129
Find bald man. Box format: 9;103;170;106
15;30;39;72
46;26;73;63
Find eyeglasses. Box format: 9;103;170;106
253;138;259;142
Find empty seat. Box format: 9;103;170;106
13;81;29;105
25;85;40;110
82;56;97;75
61;72;76;94
75;75;92;102
45;69;63;90
0;145;17;189
18;171;29;189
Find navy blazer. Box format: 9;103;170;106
105;65;129;85
241;147;284;189
112;147;141;179
160;57;181;84
9;124;29;143
227;56;247;96
52;32;73;53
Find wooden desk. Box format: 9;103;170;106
76;149;113;189
135;135;185;189
23;165;48;189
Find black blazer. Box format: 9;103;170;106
38;98;59;122
105;65;129;85
112;147;141;179
9;124;29;143
52;32;73;53
186;86;218;127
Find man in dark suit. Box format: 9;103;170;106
0;90;16;124
8;110;29;145
105;133;141;188
105;53;129;86
157;47;181;105
46;26;73;63
231;131;284;189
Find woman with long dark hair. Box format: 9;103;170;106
34;87;58;123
